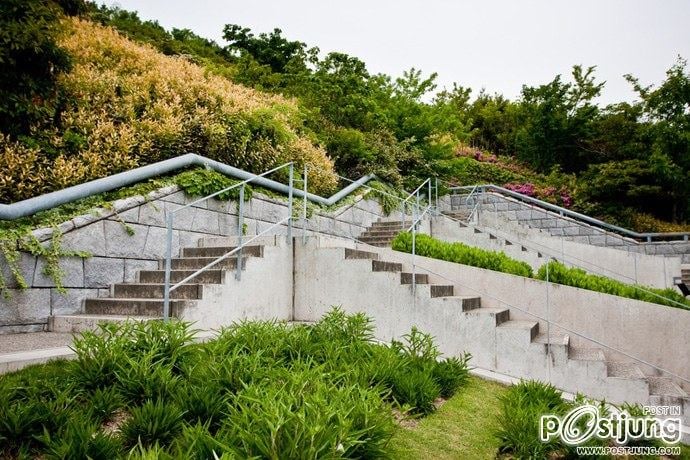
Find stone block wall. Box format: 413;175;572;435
0;185;385;333
446;193;690;263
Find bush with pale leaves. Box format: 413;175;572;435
0;18;337;204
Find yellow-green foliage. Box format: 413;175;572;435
0;18;337;204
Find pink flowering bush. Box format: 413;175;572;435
503;182;573;208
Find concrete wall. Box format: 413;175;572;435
294;237;689;389
180;237;294;328
430;215;681;289
0;185;386;333
444;192;690;263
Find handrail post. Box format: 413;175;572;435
427;179;432;215
236;184;244;281
287;163;293;245
412;205;417;295
545;257;551;382
163;213;173;321
302;164;308;245
434;177;438;215
400;201;405;227
415;190;420;219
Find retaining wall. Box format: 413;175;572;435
443;193;690;263
295;238;690;390
0;186;384;333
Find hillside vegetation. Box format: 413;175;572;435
1;1;689;233
0;15;337;204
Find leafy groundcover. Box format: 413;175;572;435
0;308;471;459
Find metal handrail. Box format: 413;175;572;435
170;162;293;215
295;218;690;384
163;162;296;319
0;153;377;220
448;184;690;242
407;206;431;232
167;217;290;293
403;178;431;203
437;212;690;311
334;174;411;205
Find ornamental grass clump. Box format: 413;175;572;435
0;308;472;457
392;232;534;278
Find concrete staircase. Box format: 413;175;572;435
309;244;690;427
48;244;266;332
356;219;411;247
439;213;545;270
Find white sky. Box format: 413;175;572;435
104;0;690;105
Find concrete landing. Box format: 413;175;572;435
0;332;77;374
0;331;75;354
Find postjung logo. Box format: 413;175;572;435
540;404;682;446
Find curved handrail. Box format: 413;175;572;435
0;153;376;220
449;184;690;242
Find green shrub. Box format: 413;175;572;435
0;309;474;457
86;387;123;423
115;354;181;405
368;180;406;216
495;380;570;459
42;417;123;460
175;168;253;202
221;368;395;458
120;399;185;448
393;232;534;277
388;367;440;415
433;354;472;398
173;381;229;430
173;423;232;460
537;260;690;310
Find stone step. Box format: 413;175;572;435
199;235;279;247
400;272;429;284
360;242;390;247
361;227;403;234
139;269;225;284
84;298;192;316
0;346;75;374
647;377;687;397
434;295;481;311
344;248;380;260
569;347;606;361
533;332;570;346
359;231;402;239
607;362;646;379
112;283;203;300
358;236;397;244
167;256;247;270
372;260;403;272
497;320;539;341
370;221;411;228
430;285;454;298
471;307;511;325
49;314;160;333
182;245;263;258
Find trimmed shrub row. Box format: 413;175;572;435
393;233;689;311
392;232;534;278
537;261;690;311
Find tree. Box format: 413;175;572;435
0;0;77;136
626;57;690;221
514;65;604;172
222;24;309;74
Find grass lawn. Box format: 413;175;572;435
390;375;507;459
